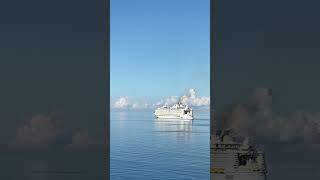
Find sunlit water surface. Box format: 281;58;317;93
110;109;210;180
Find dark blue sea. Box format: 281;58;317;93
110;108;210;180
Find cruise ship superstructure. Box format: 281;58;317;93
211;130;267;180
154;102;193;120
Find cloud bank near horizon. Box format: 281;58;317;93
13;114;62;145
68;129;94;148
112;89;210;109
13;113;97;148
222;88;320;143
112;96;150;109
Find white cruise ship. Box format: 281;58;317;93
211;130;267;180
154;102;193;119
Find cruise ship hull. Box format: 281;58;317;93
155;115;193;120
156;115;182;119
154;103;193;120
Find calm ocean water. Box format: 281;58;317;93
110;109;210;180
0;148;105;180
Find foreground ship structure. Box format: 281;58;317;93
154;102;193;120
211;130;268;180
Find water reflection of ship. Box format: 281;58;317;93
154;118;193;143
154;118;193;132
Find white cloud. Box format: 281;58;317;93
153;96;178;107
222;88;320;143
68;129;92;147
154;89;210;107
132;102;149;109
113;97;149;109
114;97;130;108
114;89;210;110
164;96;179;106
14;114;61;145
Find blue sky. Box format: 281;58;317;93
111;0;210;103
